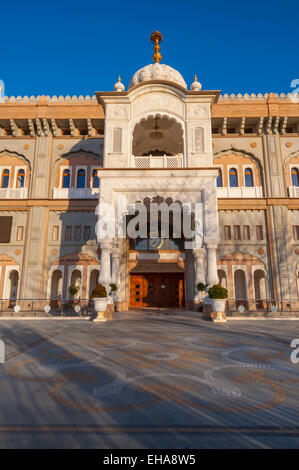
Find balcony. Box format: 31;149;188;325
0;188;28;199
52;188;100;199
217;186;263;198
133;155;183;169
288;186;299;197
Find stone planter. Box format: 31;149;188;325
93;297;108;322
210;299;227;323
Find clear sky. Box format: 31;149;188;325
1;0;298;97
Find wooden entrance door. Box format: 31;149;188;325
130;273;184;308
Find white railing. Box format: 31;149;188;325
288;186;299;197
0;188;28;199
133;155;183;169
217;186;263;198
52;188;99;199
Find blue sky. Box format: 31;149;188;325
1;0;298;97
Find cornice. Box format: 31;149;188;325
99;167;219;178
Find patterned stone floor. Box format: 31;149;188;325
0;313;299;448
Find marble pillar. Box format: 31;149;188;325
111;246;121;297
98;239;112;288
193;248;205;301
206;243;219;287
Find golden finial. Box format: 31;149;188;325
150;31;163;63
194;74;198;81
118;75;121;82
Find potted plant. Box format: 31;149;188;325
109;283;118;301
197;282;207;300
91;283;108;320
69;284;80;306
69;284;79;297
208;284;228;322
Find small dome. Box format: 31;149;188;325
114;76;125;92
190;75;202;91
128;63;187;89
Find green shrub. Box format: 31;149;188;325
91;283;107;298
197;282;207;292
69;285;79;296
208;284;228;299
109;283;117;292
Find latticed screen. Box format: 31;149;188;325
134;157;150;168
112;127;122;153
194;127;204;152
0;216;12;243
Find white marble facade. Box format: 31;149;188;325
95;64;220;306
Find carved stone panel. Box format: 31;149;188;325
131;92;185;119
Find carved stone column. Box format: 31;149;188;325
205;243;219;287
111;246;121;289
193;248;205;301
98;239;113;288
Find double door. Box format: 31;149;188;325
130;273;184;308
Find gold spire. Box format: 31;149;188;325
150;31;163;63
194;74;198;81
118;75;121;82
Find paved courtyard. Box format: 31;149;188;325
0;311;299;449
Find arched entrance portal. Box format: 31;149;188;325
8;270;19;307
234;269;248;308
89;269;99;298
254;269;267;310
70;270;81;299
128;200;186;309
50;269;63;307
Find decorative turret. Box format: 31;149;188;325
114;76;125;92
190;74;202;91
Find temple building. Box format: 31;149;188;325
0;32;299;313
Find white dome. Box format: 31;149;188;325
128;63;187;89
114;76;125;92
190;75;202;91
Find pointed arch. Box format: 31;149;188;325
0;149;31;171
214;147;264;188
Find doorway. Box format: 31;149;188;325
130;273;184;308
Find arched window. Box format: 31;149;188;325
62;169;70;188
229;168;238;187
92;169;100;188
244;168;253;187
1;169;10;188
77;169;86;188
16;169;25;188
217;169;223;187
291;167;299;186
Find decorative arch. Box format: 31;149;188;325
213;147;264;188
218;251;268;307
283;150;299;187
0;150;31;190
0;149;31;171
129;84;186;122
53;151;103;189
132;113;184;157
